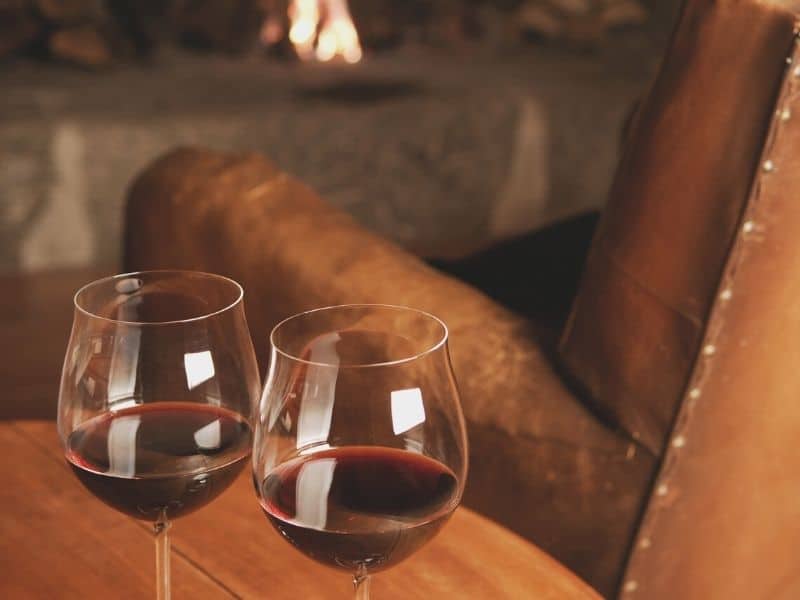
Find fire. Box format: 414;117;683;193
288;0;319;60
287;0;362;64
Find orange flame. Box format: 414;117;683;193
288;0;362;64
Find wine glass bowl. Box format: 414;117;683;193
253;305;468;598
57;271;260;599
64;401;252;521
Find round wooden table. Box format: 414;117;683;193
0;421;600;599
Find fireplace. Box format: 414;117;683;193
0;0;678;273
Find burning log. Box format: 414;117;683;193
0;0;651;66
34;0;104;23
517;0;647;48
170;0;264;54
49;24;114;67
0;2;41;59
347;0;403;50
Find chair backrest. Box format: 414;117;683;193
561;0;800;596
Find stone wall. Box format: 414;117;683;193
1;38;663;273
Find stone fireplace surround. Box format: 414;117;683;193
1;22;668;274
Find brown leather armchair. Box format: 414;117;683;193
124;1;800;597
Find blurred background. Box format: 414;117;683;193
1;0;679;275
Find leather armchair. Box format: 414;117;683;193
124;1;800;596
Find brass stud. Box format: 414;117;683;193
703;344;716;356
742;220;755;233
689;387;701;400
719;289;732;301
672;435;686;448
763;159;775;173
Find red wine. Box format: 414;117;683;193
66;402;251;521
259;446;458;572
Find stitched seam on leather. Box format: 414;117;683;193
620;24;800;597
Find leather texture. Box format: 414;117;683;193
619;3;800;598
124;149;653;596
123;2;800;596
560;0;796;456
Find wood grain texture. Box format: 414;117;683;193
0;423;228;599
4;420;600;599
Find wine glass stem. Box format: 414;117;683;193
154;512;171;600
353;567;370;600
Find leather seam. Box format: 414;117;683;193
620;24;800;596
594;236;704;328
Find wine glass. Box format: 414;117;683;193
253;304;469;599
57;271;260;599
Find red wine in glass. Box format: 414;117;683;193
254;305;468;599
259;446;459;572
66;402;252;521
58;271;260;600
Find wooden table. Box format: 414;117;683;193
1;420;599;599
0;269;600;598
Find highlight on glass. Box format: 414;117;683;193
57;271;260;600
253;304;469;599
